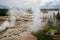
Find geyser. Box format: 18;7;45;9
27;0;48;32
0;21;10;31
28;7;43;32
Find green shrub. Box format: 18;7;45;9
56;12;60;21
32;30;53;40
0;9;8;16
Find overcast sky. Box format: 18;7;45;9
0;0;60;9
